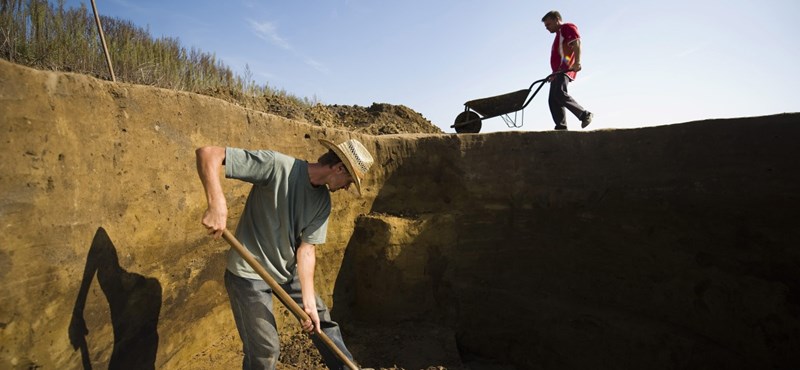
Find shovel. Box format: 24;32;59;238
221;229;360;370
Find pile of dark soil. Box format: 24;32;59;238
200;86;443;135
305;103;443;135
276;321;463;370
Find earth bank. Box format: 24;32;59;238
1;59;799;369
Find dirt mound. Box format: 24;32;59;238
306;103;443;135
200;86;442;135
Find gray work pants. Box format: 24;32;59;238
549;73;587;129
224;269;354;370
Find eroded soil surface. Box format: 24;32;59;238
182;322;464;370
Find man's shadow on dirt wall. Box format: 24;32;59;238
69;227;162;370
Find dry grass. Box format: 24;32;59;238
0;0;314;108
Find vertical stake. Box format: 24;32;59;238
90;0;115;82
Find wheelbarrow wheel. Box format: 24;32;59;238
454;111;482;133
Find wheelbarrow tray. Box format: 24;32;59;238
452;72;557;133
465;89;531;118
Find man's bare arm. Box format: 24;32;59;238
195;146;228;238
296;241;321;334
569;39;582;71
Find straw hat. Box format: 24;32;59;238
318;138;374;196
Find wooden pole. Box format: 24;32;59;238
90;0;116;82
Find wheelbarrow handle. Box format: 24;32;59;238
221;229;360;370
520;72;567;110
528;71;572;89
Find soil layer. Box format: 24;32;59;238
2;60;799;369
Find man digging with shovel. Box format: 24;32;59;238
196;138;374;370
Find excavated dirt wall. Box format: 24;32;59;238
2;59;800;369
339;122;800;369
0;59;386;369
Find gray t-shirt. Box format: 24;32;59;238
225;148;331;283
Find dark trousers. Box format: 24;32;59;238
224;270;354;370
548;73;586;129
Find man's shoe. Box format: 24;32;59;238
581;111;593;128
554;125;568;131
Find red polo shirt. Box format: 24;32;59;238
551;23;580;80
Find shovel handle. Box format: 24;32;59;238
221;229;359;370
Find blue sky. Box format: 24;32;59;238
66;0;800;133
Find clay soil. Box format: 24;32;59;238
4;60;799;370
181;321;465;370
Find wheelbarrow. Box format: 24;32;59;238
451;72;563;133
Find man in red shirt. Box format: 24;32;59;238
542;10;593;130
